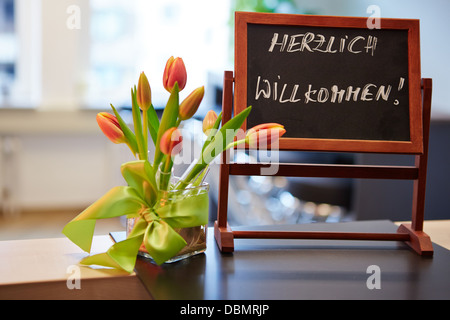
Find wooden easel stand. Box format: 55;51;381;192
215;73;433;257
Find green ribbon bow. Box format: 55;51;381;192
62;160;209;273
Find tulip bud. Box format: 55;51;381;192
160;127;183;156
179;86;204;120
246;123;286;148
96;112;127;144
163;56;187;93
202;110;218;135
136;72;152;111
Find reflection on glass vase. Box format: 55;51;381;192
126;174;209;264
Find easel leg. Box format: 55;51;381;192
397;79;433;256
214;221;235;253
214;71;235;253
411;78;432;232
397;223;433;256
215;160;235;252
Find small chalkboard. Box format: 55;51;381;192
216;12;433;256
234;12;422;154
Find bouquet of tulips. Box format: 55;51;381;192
63;57;285;272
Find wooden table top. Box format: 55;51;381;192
0;219;449;300
0;235;150;299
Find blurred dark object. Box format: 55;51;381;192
354;120;450;221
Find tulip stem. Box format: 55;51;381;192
159;155;173;191
143;110;149;160
175;163;204;190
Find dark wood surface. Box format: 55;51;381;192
132;220;450;300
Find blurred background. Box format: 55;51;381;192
0;0;449;240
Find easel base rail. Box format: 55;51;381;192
214;221;434;256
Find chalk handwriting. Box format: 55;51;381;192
268;32;378;56
255;76;405;105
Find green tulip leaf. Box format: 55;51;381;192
153;82;179;170
147;104;160;146
110;103;139;156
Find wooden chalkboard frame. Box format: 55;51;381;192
234;12;423;154
215;12;433;257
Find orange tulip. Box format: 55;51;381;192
96;112;127;144
163;56;187;93
246;123;286;148
202;110;218;135
160;127;183;156
136;72;152;111
179;86;204;120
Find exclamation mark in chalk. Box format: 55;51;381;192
394;77;405;105
398;77;405;91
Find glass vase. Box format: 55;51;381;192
126;176;209;264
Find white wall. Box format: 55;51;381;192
17;134;109;209
0;110;133;215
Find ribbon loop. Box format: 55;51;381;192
143;220;187;265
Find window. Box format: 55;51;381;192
86;0;232;113
1;0;231;111
0;0;41;109
0;0;15;107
